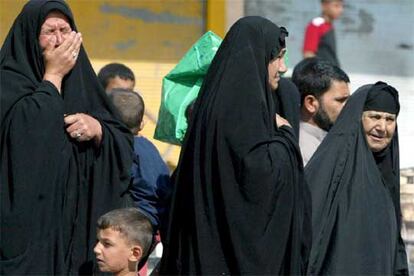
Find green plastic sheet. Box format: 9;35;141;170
154;31;222;145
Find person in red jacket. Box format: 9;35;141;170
303;0;344;67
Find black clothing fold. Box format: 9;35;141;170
305;82;408;275
0;1;133;274
160;16;310;275
275;77;301;139
317;29;339;68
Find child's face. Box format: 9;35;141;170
323;1;344;20
94;228;135;275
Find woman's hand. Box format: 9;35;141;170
42;31;82;92
64;113;102;146
275;113;292;128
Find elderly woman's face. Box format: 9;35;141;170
39;11;72;50
362;110;396;152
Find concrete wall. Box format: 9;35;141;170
226;0;245;32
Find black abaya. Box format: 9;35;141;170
0;1;133;274
275;77;301;139
160;16;311;275
305;82;408;275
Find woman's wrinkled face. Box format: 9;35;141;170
38;11;72;50
362;110;396;152
267;48;287;90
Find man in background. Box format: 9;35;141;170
292;58;350;165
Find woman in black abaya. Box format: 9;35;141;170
306;82;408;275
160;16;311;275
0;1;133;274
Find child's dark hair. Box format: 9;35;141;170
97;208;153;257
98;63;135;89
108;88;145;134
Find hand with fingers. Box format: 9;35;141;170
64;113;103;146
42;31;82;92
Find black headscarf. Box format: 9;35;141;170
305;82;408;275
0;1;133;274
364;82;400;115
160;16;311;275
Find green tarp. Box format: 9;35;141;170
154;31;222;145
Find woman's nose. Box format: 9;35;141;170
375;119;386;131
54;31;64;46
278;58;288;74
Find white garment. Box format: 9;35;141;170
299;121;327;166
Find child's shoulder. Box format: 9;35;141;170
134;136;158;151
311;16;326;27
135;135;152;144
306;17;332;33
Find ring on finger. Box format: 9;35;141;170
72;51;78;59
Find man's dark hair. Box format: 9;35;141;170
292;58;349;105
108;88;144;134
97;208;153;257
98;63;135;90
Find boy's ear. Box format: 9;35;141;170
129;245;143;262
139;118;145;132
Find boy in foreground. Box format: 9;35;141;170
94;208;153;276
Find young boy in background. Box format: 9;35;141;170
108;88;172;233
98;63;136;92
303;0;344;67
